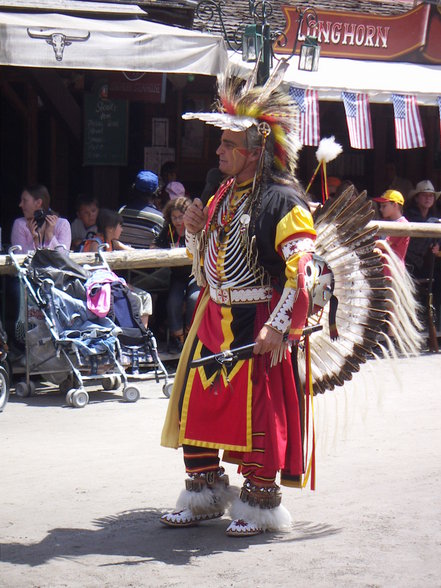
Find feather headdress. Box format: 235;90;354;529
183;61;301;182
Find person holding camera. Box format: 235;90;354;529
11;184;71;253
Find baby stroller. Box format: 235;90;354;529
0;319;10;412
83;245;171;397
9;246;142;408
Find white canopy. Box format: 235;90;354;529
230;52;441;106
0;10;228;75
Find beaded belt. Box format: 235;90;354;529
209;285;273;305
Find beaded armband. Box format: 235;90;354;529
265;288;297;334
265;236;315;333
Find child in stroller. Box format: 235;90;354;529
84;253;170;393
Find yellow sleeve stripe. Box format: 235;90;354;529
285;252;302;285
275;205;316;251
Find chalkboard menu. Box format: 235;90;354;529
83;93;128;166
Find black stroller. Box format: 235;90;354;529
9;246;170;407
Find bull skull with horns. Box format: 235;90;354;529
27;28;90;61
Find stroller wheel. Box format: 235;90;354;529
65;388;76;406
15;380;35;398
71;388;89;408
102;376;116;391
0;365;10;412
123;386;140;403
112;376;122;390
162;382;173;399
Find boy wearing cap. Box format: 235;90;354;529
373;189;409;268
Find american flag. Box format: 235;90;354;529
341;91;373;150
392;94;425;149
289;86;320;146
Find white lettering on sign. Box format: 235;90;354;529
300;20;390;49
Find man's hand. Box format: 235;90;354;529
253;324;283;355
184;198;208;234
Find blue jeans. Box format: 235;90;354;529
166;277;200;333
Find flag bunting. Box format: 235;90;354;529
342;91;374;150
392;94;425;149
289;86;320;147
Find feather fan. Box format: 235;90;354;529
298;187;423;395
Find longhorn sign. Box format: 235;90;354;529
27;28;90;61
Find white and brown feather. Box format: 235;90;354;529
298;187;423;395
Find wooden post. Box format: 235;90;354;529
26;83;38;185
50;116;70;212
93;167;120;210
373;104;387;197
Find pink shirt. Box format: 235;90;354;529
386;216;410;264
11;216;72;253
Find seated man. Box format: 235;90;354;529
119;171;169;331
119;170;164;249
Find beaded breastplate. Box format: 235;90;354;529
204;180;269;290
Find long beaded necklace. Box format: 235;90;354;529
210;179;252;243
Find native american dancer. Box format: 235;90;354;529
160;65;422;537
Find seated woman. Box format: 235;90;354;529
155;197;200;353
82;208;151;329
11;184;71;253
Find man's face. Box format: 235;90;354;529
216;129;260;183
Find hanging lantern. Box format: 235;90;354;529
299;36;320;72
242;24;264;63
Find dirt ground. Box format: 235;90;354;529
1;354;440;588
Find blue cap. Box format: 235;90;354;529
134;170;159;193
